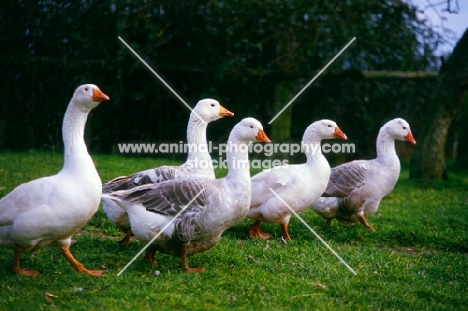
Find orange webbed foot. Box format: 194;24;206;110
144;250;158;266
83;269;105;277
13;246;39;277
249;221;272;240
60;246;104;277
184;267;206;273
358;215;376;231
118;229;134;247
14;268;40;277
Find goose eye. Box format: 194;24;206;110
211;103;215;107
84;87;88;92
327;125;332;127
249;125;254;129
402;126;407;130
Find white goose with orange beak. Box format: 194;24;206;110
103;118;270;272
101;99;234;246
247;119;348;240
310;118;416;230
0;84;109;277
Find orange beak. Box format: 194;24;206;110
405;131;416;145
219;105;234;117
333;127;347;140
92;88;110;102
255;129;271;143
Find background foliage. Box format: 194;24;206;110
0;0;465;167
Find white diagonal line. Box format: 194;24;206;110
117;187;206;276
268;37;356;124
118;36;206;125
268;188;357;275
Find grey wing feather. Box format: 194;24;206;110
102;166;186;193
117;178;214;217
324;160;369;197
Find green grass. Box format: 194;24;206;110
0;151;467;310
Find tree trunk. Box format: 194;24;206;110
410;28;468;180
271;82;294;142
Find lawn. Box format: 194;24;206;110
0;151;467;310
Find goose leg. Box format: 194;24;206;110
144;249;158;266
358;215;375;231
60;247;104;277
180;244;205;273
119;229;134;247
12;246;40;277
249;220;272;240
281;224;292;241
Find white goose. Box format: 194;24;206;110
0;84;109;276
310;118;416;230
102;99;233;246
102;118;270;272
248;119;347;240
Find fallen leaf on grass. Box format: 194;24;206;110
312;282;327;289
44;292;59;305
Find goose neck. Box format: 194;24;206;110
302;128;323;163
186;114;209;162
225;141;251;180
376;129;397;161
61;101;93;172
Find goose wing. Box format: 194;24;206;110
112;178;214;217
324;160;369;198
102;166;186;193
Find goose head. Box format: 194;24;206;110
72;84;110;111
303;119;347;142
230;117;271;143
384;118;416;145
192;99;234;123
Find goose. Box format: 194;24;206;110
102;118;270;272
248;119;347;240
0;84;109;276
102;99;234;246
310;118;416;230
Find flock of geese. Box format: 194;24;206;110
0;84;416;276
